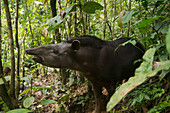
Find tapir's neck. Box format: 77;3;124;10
68;47;99;74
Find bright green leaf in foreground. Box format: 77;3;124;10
7;108;32;113
107;48;170;112
166;27;170;53
40;99;56;105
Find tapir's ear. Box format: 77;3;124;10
71;40;80;52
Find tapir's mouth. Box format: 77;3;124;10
26;49;44;63
32;56;44;63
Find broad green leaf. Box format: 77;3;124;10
40;99;56;105
7;108;32;113
0;76;11;85
47;15;63;31
107;48;170;112
64;5;75;14
82;1;103;14
166;27;170;53
23;96;35;108
21;74;33;81
136;16;161;28
122;11;134;24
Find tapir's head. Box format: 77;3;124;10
26;40;80;68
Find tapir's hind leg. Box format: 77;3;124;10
92;84;107;113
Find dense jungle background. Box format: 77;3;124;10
0;0;170;113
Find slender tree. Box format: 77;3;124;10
127;0;131;37
50;0;60;43
1;0;18;109
3;0;18;107
14;0;20;99
110;0;114;39
74;0;78;36
103;0;107;40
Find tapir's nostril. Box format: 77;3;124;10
26;49;32;54
26;49;29;54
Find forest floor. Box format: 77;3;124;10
28;71;95;113
26;71;170;113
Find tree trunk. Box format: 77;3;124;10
103;0;107;40
127;0;131;37
22;29;27;92
3;0;18;108
110;0;114;39
51;0;60;43
14;0;20;100
74;0;78;36
120;0;123;35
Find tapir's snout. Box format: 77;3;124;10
26;49;32;54
26;48;44;63
26;49;37;55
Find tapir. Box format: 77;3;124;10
26;35;145;113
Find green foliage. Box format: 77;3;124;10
1;0;170;112
107;48;170;112
0;76;11;85
82;1;103;14
148;100;170;113
166;28;170;53
47;1;103;31
123;80;169;113
122;11;134;24
6;109;32;113
47;15;64;31
23;96;35;108
40;99;56;105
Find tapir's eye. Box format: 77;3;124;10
52;50;59;54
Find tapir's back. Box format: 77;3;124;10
95;37;145;85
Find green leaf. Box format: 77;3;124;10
64;5;75;14
43;38;52;45
40;99;56;105
82;1;103;14
47;15;63;31
35;86;52;90
166;27;170;53
19;88;31;96
21;74;33;81
122;10;134;24
114;39;137;54
0;76;11;85
23;96;35;108
136;16;161;28
60;94;70;101
7;108;32;113
107;48;170;112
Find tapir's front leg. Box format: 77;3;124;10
92;84;107;113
